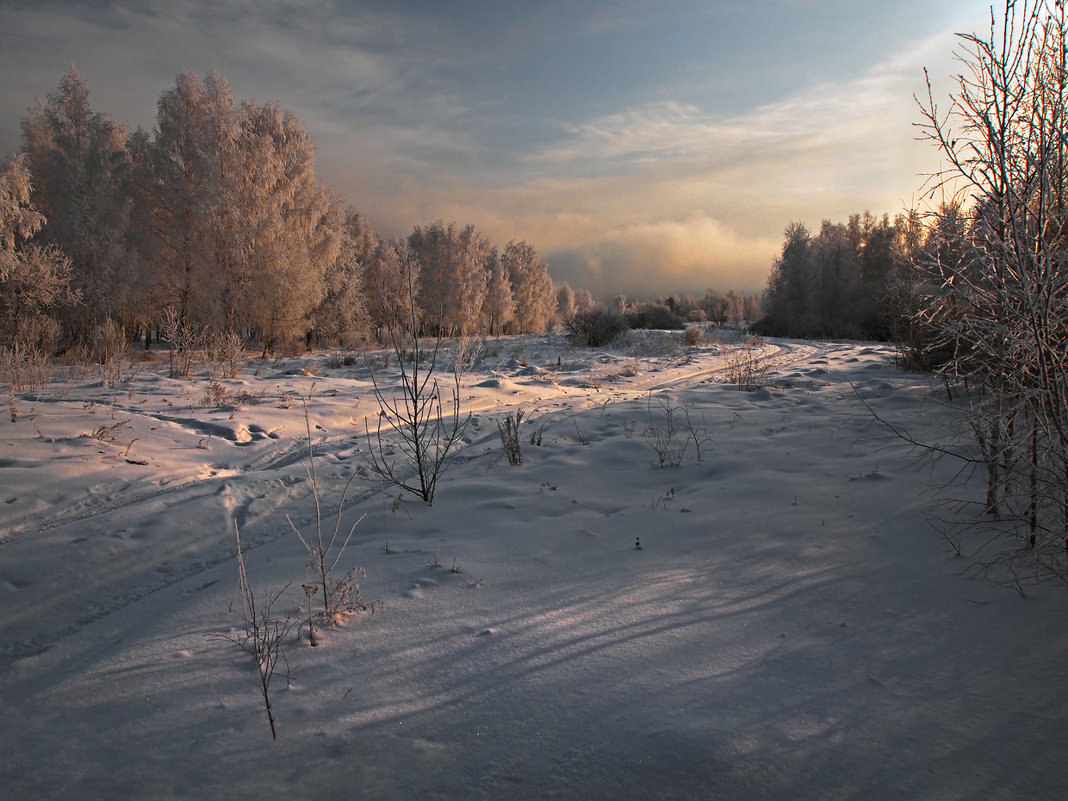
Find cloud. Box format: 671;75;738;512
407;27;963;299
546;213;780;300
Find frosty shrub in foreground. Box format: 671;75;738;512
223;523;295;740
725;337;769;390
290;393;376;645
1;343;53;395
496;410;524;466
641;394;716;468
205;329;244;380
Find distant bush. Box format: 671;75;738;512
565;306;629;347
322;351;359;369
624;303;685;331
683;325;703;347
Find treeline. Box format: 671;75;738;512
2;69;569;360
754;211;919;341
627;290;761;327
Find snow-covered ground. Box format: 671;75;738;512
1;329;1065;800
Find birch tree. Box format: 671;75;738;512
143;72;221;332
365;236;420;342
501;239;556;333
237;101;335;354
408;221;490;336
21;68;137;339
911;0;1068;584
310;208;375;347
0;154;74;351
555;282;576;327
482;250;515;335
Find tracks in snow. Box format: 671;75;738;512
5;338;833;545
0;337;838;666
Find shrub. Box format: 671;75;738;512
725;338;769;390
683;325;703;347
223;523;295;740
624;303;685;331
496;410;524;466
290;393;376;643
565;306;629;347
206;330;244;379
365;261;471;504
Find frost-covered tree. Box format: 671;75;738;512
408;221;490;336
702;289;730;325
365;236;420;342
142;72;222;331
0;154;74;350
482;250;515;335
237;101;336;354
813;220;862;334
310;208;376;346
501;239;555;333
197;72;244;333
758;215;898;339
21;68;137;339
137;73;339;354
555;282;576;328
573;287;596;314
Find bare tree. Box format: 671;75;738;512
365;252;470;505
910;0;1068;585
287;393;372;645
223;522;295;740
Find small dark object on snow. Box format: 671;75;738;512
634;537;643;550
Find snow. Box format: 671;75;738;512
1;330;1066;800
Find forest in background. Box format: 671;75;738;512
1;68;763;367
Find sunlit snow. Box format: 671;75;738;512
1;330;1065;800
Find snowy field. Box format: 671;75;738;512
1;329;1065;800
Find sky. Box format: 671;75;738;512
0;0;986;300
